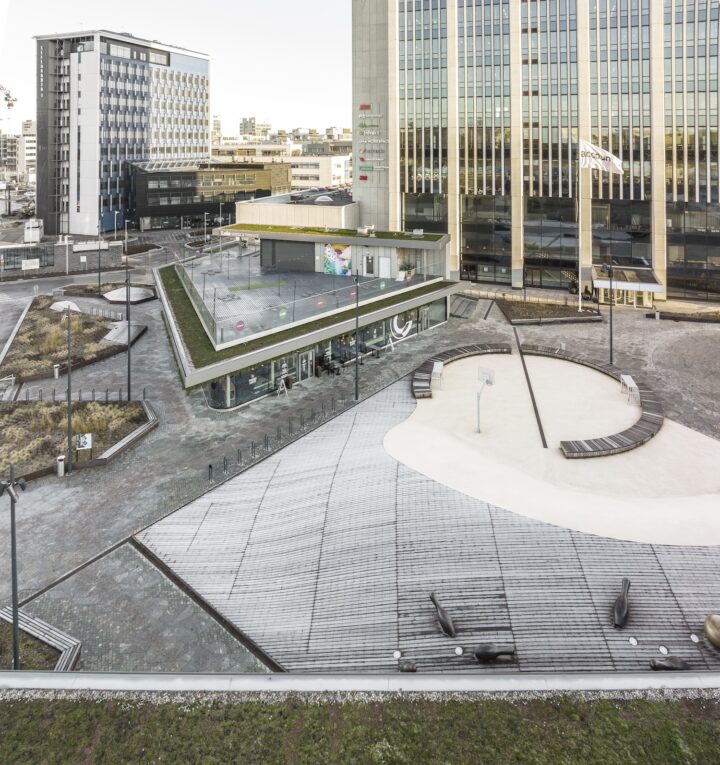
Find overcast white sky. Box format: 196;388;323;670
0;0;351;134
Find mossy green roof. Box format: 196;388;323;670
159;265;454;371
224;223;445;243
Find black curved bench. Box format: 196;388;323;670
520;344;664;459
411;343;513;399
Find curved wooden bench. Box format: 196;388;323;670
520;344;664;459
411;343;513;399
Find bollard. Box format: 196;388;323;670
118;387;122;401
277;426;281;442
223;456;228;474
208;464;213;481
251;441;256;458
143;387;146;400
79;389;82;402
265;434;270;452
289;420;294;436
25;390;29;401
332;397;336;412
237;448;241;465
105;389;109;403
92;388;95;401
311;408;315;422
52;389;56;402
322;402;326;417
300;414;305;431
39;390;43;402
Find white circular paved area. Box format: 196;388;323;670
384;354;720;546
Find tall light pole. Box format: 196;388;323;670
66;306;73;475
1;466;26;671
126;250;131;401
204;212;210;243
219;202;224;228
601;262;614;365
354;271;360;401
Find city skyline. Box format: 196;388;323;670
0;0;352;133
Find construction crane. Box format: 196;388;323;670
1;85;17;109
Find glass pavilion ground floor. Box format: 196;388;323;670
403;193;720;302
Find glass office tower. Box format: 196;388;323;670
353;0;720;301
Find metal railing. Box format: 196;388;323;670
159;392;353;514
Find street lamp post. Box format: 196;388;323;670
204;212;210;243
354;271;360;401
601;262;614;365
1;465;27;671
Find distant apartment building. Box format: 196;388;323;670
129;160;291;230
291;155;352;190
213;141;352;191
18;120;37;184
35;30;210;236
211;115;222;144
0;132;19;181
239;117;272;141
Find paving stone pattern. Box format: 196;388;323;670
139;382;720;674
24;543;270;673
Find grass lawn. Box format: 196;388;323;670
0;401;146;477
0;621;59;671
159;265;454;370
0;696;718;764
496;298;600;321
0;296;114;382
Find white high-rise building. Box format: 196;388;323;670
35;30;210;236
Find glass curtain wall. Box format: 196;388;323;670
664;0;720;300
204;299;448;409
458;0;512;282
522;0;579;289
399;0;449;234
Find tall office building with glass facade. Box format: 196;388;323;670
36;30;210;237
353;0;720;302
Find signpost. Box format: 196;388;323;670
75;432;93;461
235;319;245;332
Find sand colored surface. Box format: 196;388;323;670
384;355;720;546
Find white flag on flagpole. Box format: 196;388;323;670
578;139;624;174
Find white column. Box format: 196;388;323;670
509;0;524;288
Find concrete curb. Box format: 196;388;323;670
0;295;33;369
1;671;719;694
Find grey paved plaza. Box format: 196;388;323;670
1;266;720;672
138;381;720;673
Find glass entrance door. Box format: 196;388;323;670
297;350;314;382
